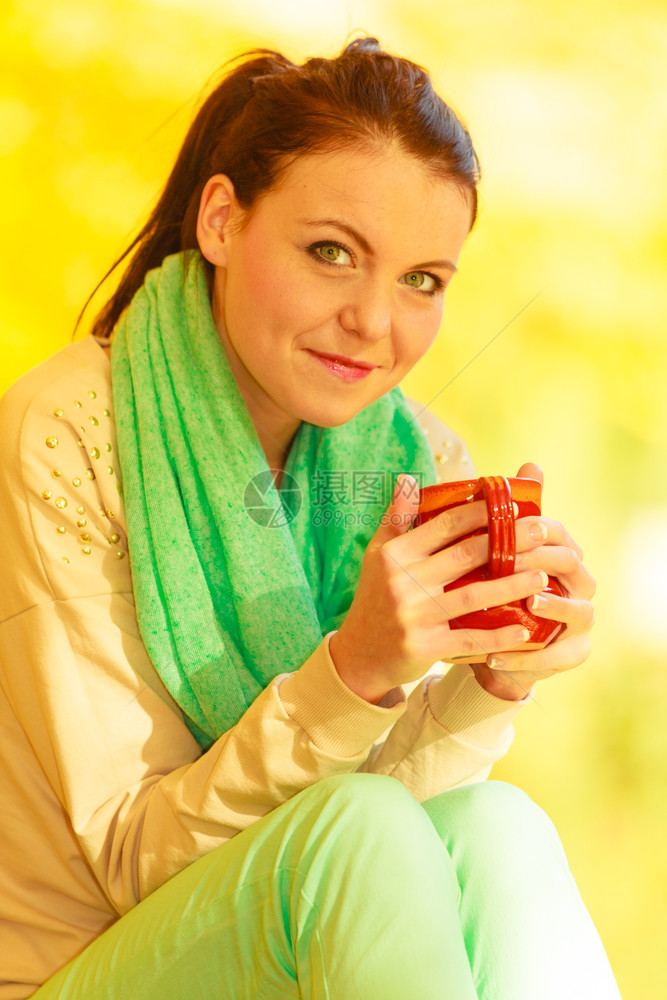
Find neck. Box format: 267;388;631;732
211;277;300;472
255;421;299;473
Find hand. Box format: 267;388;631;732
328;471;555;704
470;463;596;702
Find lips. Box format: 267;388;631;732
307;350;378;370
306;349;378;383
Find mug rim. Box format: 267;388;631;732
417;476;542;515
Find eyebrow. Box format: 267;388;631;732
297;217;458;274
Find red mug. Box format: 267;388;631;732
414;476;566;662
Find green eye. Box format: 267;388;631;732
401;271;439;294
406;271;426;288
406;272;424;287
309;242;353;267
318;244;343;263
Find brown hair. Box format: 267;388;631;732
84;37;480;340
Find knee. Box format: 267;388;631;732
303;773;435;852
313;772;419;822
472;780;560;842
297;773;454;888
424;780;566;863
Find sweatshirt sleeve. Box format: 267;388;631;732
0;342;407;915
356;662;525;799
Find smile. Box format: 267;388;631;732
306;349;378;382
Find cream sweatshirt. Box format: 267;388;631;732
0;336;525;999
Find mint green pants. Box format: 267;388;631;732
35;776;621;999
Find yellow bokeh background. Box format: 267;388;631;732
2;1;666;996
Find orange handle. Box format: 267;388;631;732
480;475;515;578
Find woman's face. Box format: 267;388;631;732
207;143;473;456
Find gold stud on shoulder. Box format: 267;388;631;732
89;416;98;426
74;400;82;408
88;390;97;399
42;490;52;500
81;546;92;556
105;442;112;452
80;533;92;543
54;408;64;418
115;551;125;560
103;409;110;417
85;469;95;480
90;447;100;460
46;436;58;449
52;468;62;478
56;525;66;535
107;466;114;475
72;477;82;487
76;505;85;515
55;497;68;509
77;518;87;528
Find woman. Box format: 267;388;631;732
0;38;620;999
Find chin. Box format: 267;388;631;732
298;394;376;429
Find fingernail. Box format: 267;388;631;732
529;522;547;541
532;570;549;588
531;593;548;610
487;655;504;669
512;502;519;518
514;627;530;643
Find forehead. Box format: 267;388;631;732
252;143;473;254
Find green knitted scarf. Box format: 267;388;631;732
111;250;436;748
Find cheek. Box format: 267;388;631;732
396;308;442;367
229;246;334;336
232;248;285;319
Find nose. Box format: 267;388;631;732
338;280;393;341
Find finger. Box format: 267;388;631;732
417;530;491;589
528;593;594;629
402;499;490;560
487;630;592;674
514;517;550;553
411;513;545;593
516;462;543;486
514;546;596;600
516;515;584;560
374;474;421;543
420;569;551;625
435;622;534;664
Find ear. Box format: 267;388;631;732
196;174;242;268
